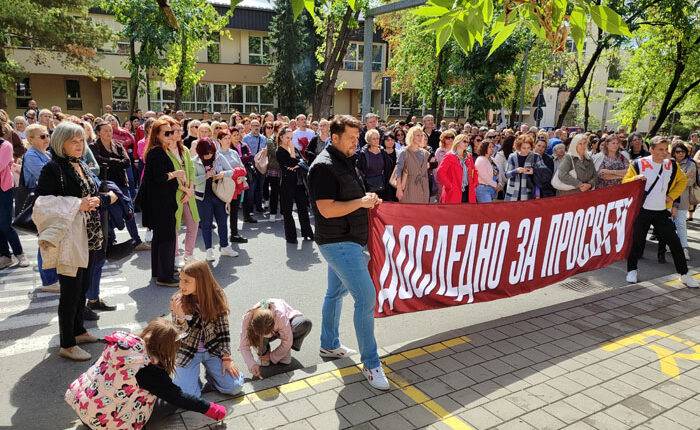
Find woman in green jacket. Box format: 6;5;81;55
166;122;200;268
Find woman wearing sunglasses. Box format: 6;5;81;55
140;118;186;287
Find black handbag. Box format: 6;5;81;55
11;160;38;234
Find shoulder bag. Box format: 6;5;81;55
254;149;268;175
551;154;577;191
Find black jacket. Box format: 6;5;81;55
36;157;110;208
94;139;130;187
139;146;178;237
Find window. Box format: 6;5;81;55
248;36;271;65
388;94;425;117
117;41;130;55
111;80;129;112
207;33;221;63
343;42;385;72
155;82;276;114
15;78;31;109
443;98;462;118
65;79;82;110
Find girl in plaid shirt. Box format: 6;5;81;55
171;261;244;397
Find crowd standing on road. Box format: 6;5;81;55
2;100;700;427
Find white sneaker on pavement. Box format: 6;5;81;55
319;344;357;358
38;282;60;293
362;365;390;390
684;248;690;261
144;229;153;242
626;270;638;284
205;248;215;261
175;256;185;268
15;254;29;267
220;246;238;257
269;214;277;222
680;274;699;288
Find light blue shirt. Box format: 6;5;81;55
242;133;267;155
22;147;51;189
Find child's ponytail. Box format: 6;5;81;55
246;306;275;352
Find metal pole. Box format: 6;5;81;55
362;16;374;118
518;39;531;125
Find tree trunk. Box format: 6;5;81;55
128;38;139;118
312;7;358;118
649;43;686;136
630;83;653;132
0;46;8;110
556;32;607;128
174;30;187;111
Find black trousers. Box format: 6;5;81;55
280;181;313;241
58;250;97;348
628;208;687;274
268;176;281;215
229;198;240;237
259;316;313;355
151;225;175;281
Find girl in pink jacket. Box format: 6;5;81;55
239;299;312;379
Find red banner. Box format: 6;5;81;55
369;181;645;317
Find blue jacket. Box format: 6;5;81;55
101;180;132;230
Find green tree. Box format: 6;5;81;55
160;0;231;111
0;0;112;108
99;0;176;116
614;1;700;135
267;0;316;115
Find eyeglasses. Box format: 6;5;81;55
39;134;49;139
265;126;273;129
674;150;686;154
163;130;175;137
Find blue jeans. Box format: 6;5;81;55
173;351;245;397
0;188;22;257
85;249;106;301
674;209;689;248
319;242;380;369
475;185;497;203
37;250;58;286
197;196;229;249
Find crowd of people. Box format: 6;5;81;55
2;100;700;428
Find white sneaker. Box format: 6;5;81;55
319;344;357;358
0;256;13;269
680;274;699;288
144;229;153;242
220;246;238;257
362;365;390;390
175;256;185;268
684;248;690;261
205;248;215;261
626;270;638;283
269;214;277;222
38;282;60;293
15;254;29;267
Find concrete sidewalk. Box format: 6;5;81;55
156;270;700;430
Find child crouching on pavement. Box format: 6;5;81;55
65;318;227;430
171;260;245;397
239;298;313;379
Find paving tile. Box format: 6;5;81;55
398;404;440;427
563;393;605;415
582;412;628;430
520;409;566;430
338;382;374;403
519;347;551;364
471;379;511;400
370;412;415;430
525;383;566;403
155;414;188;430
492;373;531;392
337;400;380;425
530;361;568;379
307;389;347;413
276;398;319;422
461;364;497;383
307;410;350;430
620;394;667;418
410;361;446;379
604;403;647;427
663;406;700;427
644;414;691;430
580;385;624;407
414;378;454;398
452;350;483;366
481;328;509;342
678;396;700;414
491;339;522;355
542;400;588;424
438;370;475;391
431;356;465;374
459;406;504;429
561;422;597;430
471;345;503;360
387;367;422;386
276;420;313;430
638;387;683;409
495;418;536;430
656;380;696;401
503;391;547;412
566;369;603;388
367;392;406;416
544;376;586;396
220;397;256;418
499;352;535;370
598;379;640;398
482;397;526;422
448;387;488;409
509;335;539;350
243;407;289;430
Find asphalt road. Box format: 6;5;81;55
1;212;699;429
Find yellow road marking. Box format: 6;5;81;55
236;334;472;428
601;329;700;379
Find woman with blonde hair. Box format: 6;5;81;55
556;133;597;195
394;125;430;203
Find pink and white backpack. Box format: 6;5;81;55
65;331;157;430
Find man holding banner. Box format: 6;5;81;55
308;115;390;391
623;136;698;288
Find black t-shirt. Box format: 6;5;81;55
183;135;197;149
426;129;441;152
309;145;368;246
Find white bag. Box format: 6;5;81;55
551;155;578;191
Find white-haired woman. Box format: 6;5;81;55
358;128;391;200
555;133;597;196
35;122;117;361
